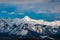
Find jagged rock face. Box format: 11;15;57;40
0;16;60;37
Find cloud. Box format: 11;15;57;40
9;12;15;15
18;13;24;15
26;6;35;10
1;11;7;13
36;10;47;13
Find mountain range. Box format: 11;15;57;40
0;16;60;37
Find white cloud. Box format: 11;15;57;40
18;13;24;15
36;10;47;13
27;6;35;9
1;11;7;13
9;12;15;15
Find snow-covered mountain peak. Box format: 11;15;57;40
23;16;31;21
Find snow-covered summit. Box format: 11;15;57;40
23;16;31;21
